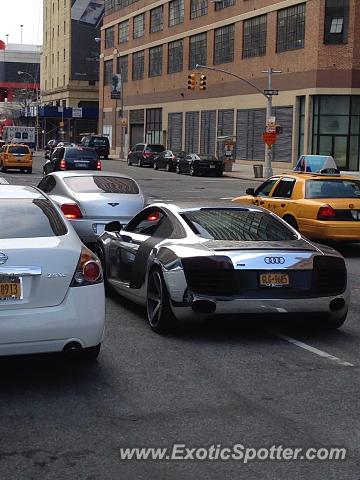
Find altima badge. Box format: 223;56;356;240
0;253;8;264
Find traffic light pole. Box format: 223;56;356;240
195;64;280;177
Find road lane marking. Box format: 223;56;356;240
275;333;354;367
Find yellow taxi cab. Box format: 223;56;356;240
0;144;33;173
232;157;360;241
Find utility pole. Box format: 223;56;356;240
17;70;40;151
196;64;281;177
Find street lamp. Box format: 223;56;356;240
112;48;125;158
17;70;40;150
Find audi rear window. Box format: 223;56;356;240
64;149;98;160
0;199;67;238
145;145;165;153
8;146;29;154
181;209;297;241
306;179;360;199
64;176;139;194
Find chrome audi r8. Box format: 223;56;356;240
97;204;349;333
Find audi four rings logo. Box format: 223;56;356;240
264;256;285;264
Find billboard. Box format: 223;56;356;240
110;73;122;100
71;0;104;82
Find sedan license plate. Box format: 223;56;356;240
259;272;289;288
75;162;88;168
210;165;215;169
0;276;22;300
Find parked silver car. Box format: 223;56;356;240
37;171;146;244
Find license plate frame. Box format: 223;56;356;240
210;165;216;169
259;271;289;288
0;276;23;300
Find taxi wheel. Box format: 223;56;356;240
283;215;298;231
0;163;6;173
27;168;32;174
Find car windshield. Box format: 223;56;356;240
92;138;108;145
8;146;29;154
63;176;139;194
181;209;297;241
65;149;98;160
145;145;165;153
306;179;360;198
0;199;67;238
198;155;217;161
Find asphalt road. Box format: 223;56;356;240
1;153;360;480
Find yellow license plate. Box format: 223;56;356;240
259;272;289;287
0;277;22;300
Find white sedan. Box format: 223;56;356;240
0;185;105;360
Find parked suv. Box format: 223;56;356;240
0;144;33;173
80;135;110;159
127;143;165;167
43;146;101;175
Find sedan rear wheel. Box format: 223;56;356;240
190;164;196;176
153;161;158;170
147;267;176;334
176;164;181;174
166;162;172;172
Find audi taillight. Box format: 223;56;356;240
61;203;83;219
60;159;66;170
96;160;102;170
70;246;102;287
317;205;336;220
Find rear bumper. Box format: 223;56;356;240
299;219;360;241
0;283;105;356
4;161;32;168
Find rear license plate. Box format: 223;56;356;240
0;276;22;300
259;272;289;287
210;165;215;168
75;162;88;168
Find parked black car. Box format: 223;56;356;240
153;150;187;172
176;153;224;176
43;146;102;175
44;139;59;159
127;143;165;167
80;135;110;159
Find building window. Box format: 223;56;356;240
214;24;234;65
119;20;129;43
150;6;163;33
149;46;163;77
118;55;128;83
133;13;145;38
63;48;66;61
64;21;66;34
105;26;114;49
132;50;144;80
168;39;183;73
324;0;349;44
190;0;208;19
104;60;113;85
189;33;207;69
298;96;305;156
277;3;306;52
169;0;184;26
146;108;162;144
215;0;235;11
105;0;140;14
243;14;267;58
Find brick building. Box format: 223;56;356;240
100;0;360;170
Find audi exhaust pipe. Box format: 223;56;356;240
63;341;82;357
192;299;217;315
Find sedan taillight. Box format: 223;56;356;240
70;246;102;287
143;151;152;157
60;159;66;170
317;205;336;220
97;160;102;170
61;203;83;219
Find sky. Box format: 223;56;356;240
0;0;43;46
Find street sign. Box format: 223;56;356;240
266;126;276;134
262;131;277;146
264;89;279;96
121;118;128;129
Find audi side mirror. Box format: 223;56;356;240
246;188;255;196
104;220;122;232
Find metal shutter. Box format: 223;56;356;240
168;113;183;151
253;109;266;161
200;110;216;155
236;109;266;161
235;110;250;160
217;109;234;137
272;107;293;162
185;111;200;153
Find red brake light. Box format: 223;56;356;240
61;203;83;219
317;205;336;220
97;160;102;170
70;246;102;287
60;159;66;170
143;151;152;157
148;212;160;222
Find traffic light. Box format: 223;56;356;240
187;74;196;91
199;74;207;91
